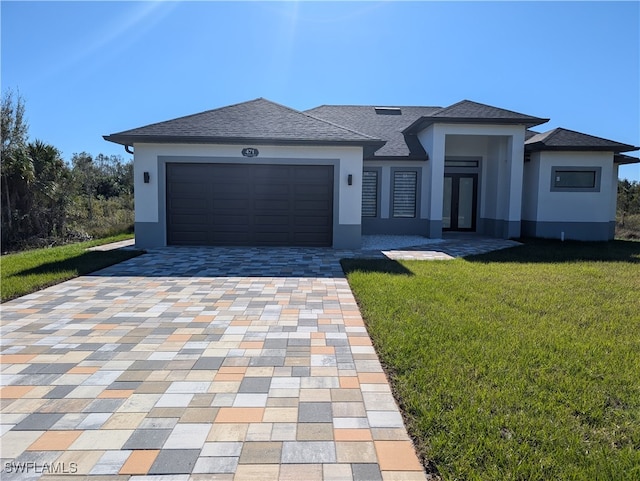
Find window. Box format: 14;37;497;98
362;170;378;217
392;170;418;218
551;167;601;192
445;159;479;168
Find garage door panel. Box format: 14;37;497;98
254;215;290;225
294;223;332;233
295;200;332;210
171;183;207;195
254;183;290;194
254;200;290;211
211;214;250;225
255;232;291;244
212;199;250;210
294;214;331;225
253;166;289;178
169;214;208;224
167;163;333;246
212;183;250;195
212;235;251;245
294;165;330;177
171;232;207;244
295;185;330;196
170;198;209;210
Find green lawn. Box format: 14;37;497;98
342;239;640;481
1;234;142;302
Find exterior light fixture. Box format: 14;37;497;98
144;172;150;183
348;174;353;185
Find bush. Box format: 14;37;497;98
67;194;134;240
617;213;640;240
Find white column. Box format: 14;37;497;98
505;133;524;238
417;125;445;238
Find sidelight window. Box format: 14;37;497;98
362;170;379;217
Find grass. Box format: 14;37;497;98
342;239;640;481
1;234;142;302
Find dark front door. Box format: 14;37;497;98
443;174;478;231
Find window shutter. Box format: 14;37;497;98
362;171;378;217
393;171;417;218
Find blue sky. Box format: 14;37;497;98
2;1;639;180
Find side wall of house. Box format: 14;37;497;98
133;143;364;248
521;151;617;241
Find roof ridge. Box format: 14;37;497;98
429;99;467;116
308;104;442;109
111;98;267;134
526;127;560;143
543;126;614;144
243;99;381;141
303;111;382;141
542;127;564;144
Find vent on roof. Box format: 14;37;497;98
374;107;402;115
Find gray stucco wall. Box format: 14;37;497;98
134;221;165;249
478;218;521;239
520;220;615;241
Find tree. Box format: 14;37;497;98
1;89;32;237
26;140;71;238
617;179;640;226
1;89;73;249
71;152;98;219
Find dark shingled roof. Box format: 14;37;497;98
104;98;383;148
614;153;640;165
525;130;540;141
305;105;441;159
105;98;637;161
402;100;549;133
525;127;639;153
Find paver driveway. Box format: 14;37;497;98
1;247;429;481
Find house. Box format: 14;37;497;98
104;98;639;249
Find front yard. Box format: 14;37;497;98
0;234;141;302
342;240;640;481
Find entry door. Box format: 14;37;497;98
443;174;478;231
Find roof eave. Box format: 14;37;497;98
614;154;640;165
402;117;550;134
525;144;639;153
103;135;385;149
364;155;429;161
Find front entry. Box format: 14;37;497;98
443;173;478;231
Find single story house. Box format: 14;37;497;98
104;98;639;249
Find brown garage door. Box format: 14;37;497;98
166;163;333;246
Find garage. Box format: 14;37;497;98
166;163;334;246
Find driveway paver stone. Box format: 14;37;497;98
1;238;518;480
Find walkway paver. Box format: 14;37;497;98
1;237;519;480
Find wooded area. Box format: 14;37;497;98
617;178;640;239
1;88;639;252
1;89;133;252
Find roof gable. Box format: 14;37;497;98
525;127;639;153
104;98;382;147
403;100;549;133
